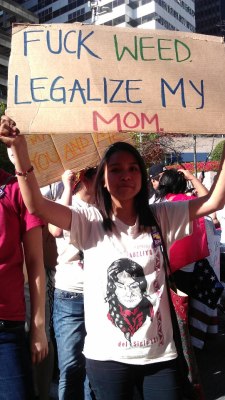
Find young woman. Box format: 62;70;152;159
48;168;97;400
155;168;222;350
1;115;225;400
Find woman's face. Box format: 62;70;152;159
150;173;163;190
104;150;142;204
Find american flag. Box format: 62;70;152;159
191;259;224;310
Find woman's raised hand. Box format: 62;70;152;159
62;170;75;189
0;115;21;146
177;169;194;181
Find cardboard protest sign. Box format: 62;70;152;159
6;23;225;185
25;131;133;187
7;23;225;135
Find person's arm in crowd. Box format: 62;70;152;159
1;115;225;223
0;116;72;230
48;170;75;238
180;169;220;225
23;226;48;364
178;169;208;197
188;144;225;220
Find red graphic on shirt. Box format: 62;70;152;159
154;248;164;345
105;258;154;344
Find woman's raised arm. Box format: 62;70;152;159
189;143;225;220
0;115;72;230
178;168;208;197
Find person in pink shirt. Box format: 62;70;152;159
0;163;48;399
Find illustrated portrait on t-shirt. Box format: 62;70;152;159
105;258;154;344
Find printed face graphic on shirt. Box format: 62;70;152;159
105;258;154;344
115;271;142;308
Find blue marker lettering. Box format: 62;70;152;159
14;75;31;104
23;30;44;56
46;30;62;54
69;79;87;104
50;76;66;103
87;78;101;102
126;80;142;103
77;30;101;59
31;77;48;102
161;78;186;108
189;80;204;109
64;30;77;54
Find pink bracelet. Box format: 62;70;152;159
15;165;34;180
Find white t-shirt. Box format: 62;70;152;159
54;197;89;293
149;193;157;204
40;181;64;201
70;200;191;365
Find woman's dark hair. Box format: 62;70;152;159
84;167;97;180
73;166;97;194
156;168;187;199
94;141;156;231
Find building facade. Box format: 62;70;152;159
91;0;195;31
0;0;38;103
195;0;225;36
7;0;195;30
0;0;195;103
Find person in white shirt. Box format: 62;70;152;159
2;115;225;400
148;163;166;204
48;168;96;400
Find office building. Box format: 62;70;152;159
195;0;225;36
0;0;195;102
5;0;195;30
0;0;38;103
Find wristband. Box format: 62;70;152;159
15;165;34;180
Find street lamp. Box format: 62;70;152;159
88;0;112;24
88;0;99;23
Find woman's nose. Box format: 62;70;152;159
121;172;131;180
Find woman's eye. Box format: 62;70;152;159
110;168;120;173
130;166;139;172
109;166;139;173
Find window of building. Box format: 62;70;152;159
156;15;177;31
68;7;85;21
104;20;113;25
113;14;125;25
154;0;195;31
38;0;53;7
129;18;139;27
141;0;151;5
128;1;139;10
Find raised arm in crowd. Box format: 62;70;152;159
1;115;225;227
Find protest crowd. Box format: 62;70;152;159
1;113;225;400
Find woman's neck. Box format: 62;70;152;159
112;201;137;226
